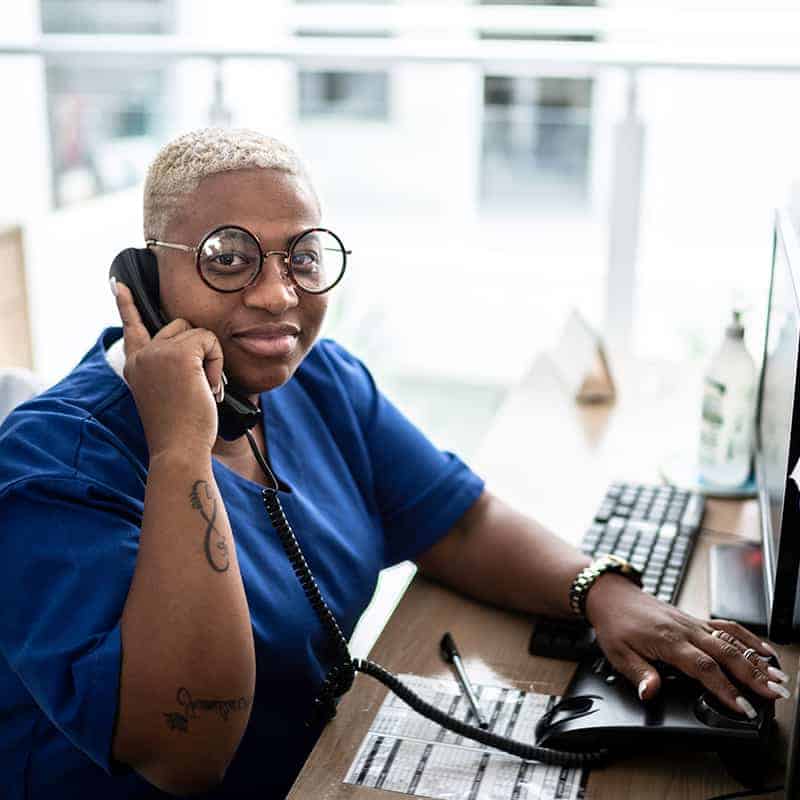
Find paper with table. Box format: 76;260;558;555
344;674;588;800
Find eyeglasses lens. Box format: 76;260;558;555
199;228;261;291
290;229;345;293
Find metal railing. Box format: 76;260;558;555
4;35;800;74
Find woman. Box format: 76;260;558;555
0;128;787;799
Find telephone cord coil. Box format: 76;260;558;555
355;658;608;767
251;432;607;768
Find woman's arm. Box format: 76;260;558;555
416;490;589;618
417;490;784;719
112;448;255;795
110;283;255;795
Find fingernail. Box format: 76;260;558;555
109;276;118;297
216;382;224;403
736;696;758;719
638;679;648;700
768;681;791;699
768;666;789;683
761;641;778;657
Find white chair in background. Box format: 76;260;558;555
0;368;45;424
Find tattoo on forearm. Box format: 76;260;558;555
163;687;252;733
189;479;229;572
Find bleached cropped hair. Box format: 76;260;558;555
143;128;314;240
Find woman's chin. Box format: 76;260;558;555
225;362;295;396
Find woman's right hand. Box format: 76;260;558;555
114;280;224;457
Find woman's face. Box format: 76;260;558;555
156;167;328;396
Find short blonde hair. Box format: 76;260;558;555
143;127;314;240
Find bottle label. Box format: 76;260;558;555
698;376;755;483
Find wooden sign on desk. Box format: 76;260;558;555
0;225;33;369
550;310;615;404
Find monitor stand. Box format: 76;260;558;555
709;543;767;635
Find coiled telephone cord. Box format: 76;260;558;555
246;430;607;768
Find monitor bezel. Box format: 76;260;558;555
755;208;800;643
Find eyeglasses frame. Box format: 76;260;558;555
145;224;350;295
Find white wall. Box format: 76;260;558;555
24;187;142;383
0;1;52;223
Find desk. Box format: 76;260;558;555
288;356;797;799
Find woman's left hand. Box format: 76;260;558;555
584;574;790;717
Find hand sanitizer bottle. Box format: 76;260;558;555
698;311;757;489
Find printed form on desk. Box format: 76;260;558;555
344;674;588;800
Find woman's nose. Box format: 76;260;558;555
242;255;299;314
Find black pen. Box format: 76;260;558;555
439;632;489;729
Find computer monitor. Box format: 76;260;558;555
710;208;800;644
756;208;800;642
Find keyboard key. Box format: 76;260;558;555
658;522;678;539
639;520;660;535
643;566;662;579
680;494;704;529
595;504;614;523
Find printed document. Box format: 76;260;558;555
344;674;588;800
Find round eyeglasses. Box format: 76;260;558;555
146;225;349;295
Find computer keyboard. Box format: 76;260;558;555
530;481;705;660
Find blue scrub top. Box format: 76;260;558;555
0;328;484;799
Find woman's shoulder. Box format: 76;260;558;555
290;337;378;412
0;328;147;499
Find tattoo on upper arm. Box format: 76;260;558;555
189;480;230;572
163;687;252;733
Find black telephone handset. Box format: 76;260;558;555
109;248;262;441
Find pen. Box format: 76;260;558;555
439;632;489;729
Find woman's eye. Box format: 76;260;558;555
211;252;249;269
291;252;319;272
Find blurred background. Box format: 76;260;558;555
3;0;800;651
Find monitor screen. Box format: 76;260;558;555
755;209;800;641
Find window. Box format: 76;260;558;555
478;0;596;214
40;0;173;206
41;0;174;34
298;71;389;120
481;75;593;213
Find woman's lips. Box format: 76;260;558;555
232;333;299;358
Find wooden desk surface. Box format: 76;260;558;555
288;356;797;800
